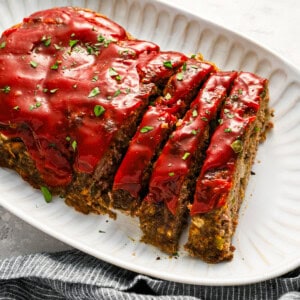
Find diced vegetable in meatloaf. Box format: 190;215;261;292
0;7;272;263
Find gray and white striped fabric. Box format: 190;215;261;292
0;250;299;300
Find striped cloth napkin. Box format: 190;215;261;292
0;250;299;300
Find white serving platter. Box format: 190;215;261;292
0;0;299;286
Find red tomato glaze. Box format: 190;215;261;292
0;7;187;187
144;71;237;215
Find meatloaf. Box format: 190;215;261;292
139;71;238;254
0;7;272;263
185;72;271;263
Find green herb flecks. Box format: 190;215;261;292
191;129;199;135
224;128;232;133
0;41;6;49
176;72;184;81
140;126;154;133
163;60;173;69
168;172;175;177
72;140;77;151
1;85;10;94
192;109;198;117
108;67;118;77
108;67;122;81
182;152;190;160
92;75;98;82
94;105;105;117
231;139;243;153
29;102;42;111
165;93;172;100
88;87;100;98
30;61;38;68
113;89;121;97
182;62;187;71
50;88;59;94
50;61;61;70
41;186;52;203
41;36;51;47
69;39;79;48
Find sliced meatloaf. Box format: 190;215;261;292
139;71;238;254
0;7;272;263
110;59;215;215
185;72;271;263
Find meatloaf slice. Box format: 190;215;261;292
139;71;237;254
185;72;271;263
110;59;215;215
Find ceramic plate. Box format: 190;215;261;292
0;0;299;286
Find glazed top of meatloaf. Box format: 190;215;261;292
0;7;186;188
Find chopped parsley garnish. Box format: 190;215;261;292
1;85;10;94
230;94;239;100
30;61;38;68
88;87;100;98
94;105;105;117
231;139;243;153
97;35;105;43
182;62;187;71
92;75;98;82
50;61;61;70
29;102;41;110
54;44;62;50
72;140;77;151
191;129;199;135
168;172;175;177
125;88;131;94
97;35;115;47
65;136;71;142
190;65;198;69
113;89;121;97
163;60;173;69
165;92;172;100
115;75;122;81
41;186;52;203
238;88;243;95
108;67;118;77
140;126;154;133
0;41;6;49
218;118;223;125
41;36;51;47
224;128;232;133
176;72;184;81
50;88;59;94
190;54;196;59
69;39;79;48
192;109;198;117
201;117;208;122
43;88;48;93
182;152;190;160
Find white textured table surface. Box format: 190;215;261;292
0;0;300;259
